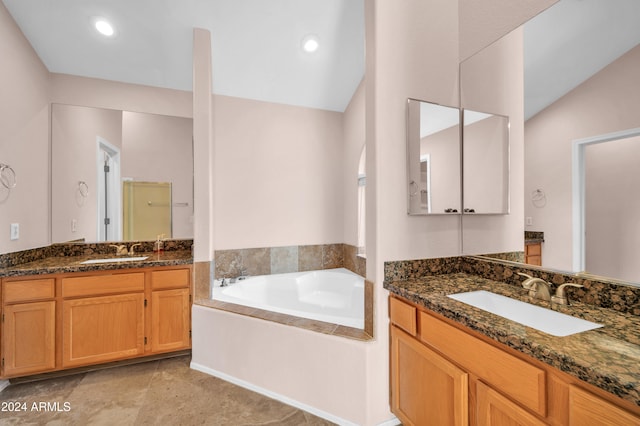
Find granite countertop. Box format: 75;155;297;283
384;273;640;407
0;250;193;278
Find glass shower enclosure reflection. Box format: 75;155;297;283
123;181;172;241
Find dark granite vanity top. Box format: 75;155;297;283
384;273;640;407
0;250;193;278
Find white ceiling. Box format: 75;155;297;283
3;0;638;116
2;0;365;112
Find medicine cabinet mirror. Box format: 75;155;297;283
406;99;510;215
462;109;510;214
406;99;461;215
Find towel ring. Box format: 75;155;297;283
409;180;419;197
78;181;89;197
0;163;17;189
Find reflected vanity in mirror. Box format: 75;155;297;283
462;109;509;214
51;104;194;243
406;99;461;215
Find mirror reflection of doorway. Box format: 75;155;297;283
97;137;121;241
123;181;172;240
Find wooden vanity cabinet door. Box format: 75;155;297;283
2;301;56;377
390;325;468;426
63;293;144;368
476;381;546;426
569;385;640;425
150;288;190;353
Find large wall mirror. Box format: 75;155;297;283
51;104;193;244
465;0;640;287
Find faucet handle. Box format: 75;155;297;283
110;244;128;255
552;283;584;306
129;243;142;256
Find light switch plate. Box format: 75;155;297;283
10;223;19;240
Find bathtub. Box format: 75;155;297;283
211;268;364;329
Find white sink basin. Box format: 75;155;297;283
447;290;603;337
81;256;148;265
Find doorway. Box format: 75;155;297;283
97;137;121;241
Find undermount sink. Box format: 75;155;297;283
81;256;148;265
447;290;603;337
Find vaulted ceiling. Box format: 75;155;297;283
3;0;639;117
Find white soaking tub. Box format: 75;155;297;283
211;268;364;329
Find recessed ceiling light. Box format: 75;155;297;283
301;34;319;53
94;19;115;37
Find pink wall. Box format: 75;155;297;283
342;80;366;247
585;135;640;282
459;29;525;255
525;44;640;272
0;1;50;254
213;95;344;250
122;112;193;239
51;105;122;243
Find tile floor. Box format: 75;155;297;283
0;355;335;425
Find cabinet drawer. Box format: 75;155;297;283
390;297;417;336
420;311;546;417
151;269;190;290
3;279;55;303
62;273;144;298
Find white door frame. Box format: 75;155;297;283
97;137;122;241
572;127;640;272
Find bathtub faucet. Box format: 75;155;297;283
237;268;249;281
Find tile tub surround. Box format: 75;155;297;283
384;255;640;316
384;273;640;408
214;243;365;279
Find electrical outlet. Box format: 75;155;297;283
10;223;19;240
72;219;77;232
525;217;533;226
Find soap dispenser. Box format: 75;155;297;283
153;234;164;253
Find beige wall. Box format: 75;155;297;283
0;1;50;254
342;79;366;247
459;29;525;255
213;95;345;250
51;105;123;243
525;44;640;272
585;135;640;282
122;112;193;239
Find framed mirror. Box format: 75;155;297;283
406;99;461;215
462;109;510;214
51;104;194;243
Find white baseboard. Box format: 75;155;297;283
190;361;360;426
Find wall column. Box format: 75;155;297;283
192;28;214;297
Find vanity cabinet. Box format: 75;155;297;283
2;278;56;377
390;325;469;425
525;242;542;266
62;272;145;368
150;269;191;353
0;265;192;379
389;295;640;426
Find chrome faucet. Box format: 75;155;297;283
128;243;142;256
551;283;584;306
517;272;551;302
110;244;128;256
